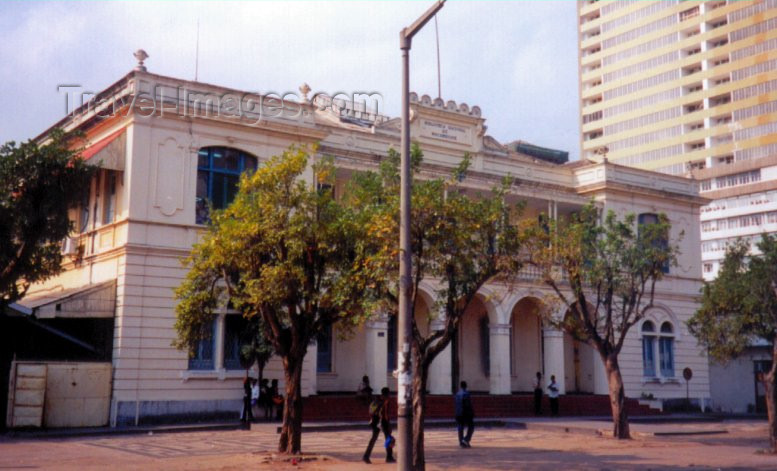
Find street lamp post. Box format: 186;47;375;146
398;2;445;470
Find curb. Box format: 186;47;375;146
3;422;244;440
521;422;603;436
272;419;514;434
636;430;729;437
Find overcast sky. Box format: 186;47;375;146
0;1;580;159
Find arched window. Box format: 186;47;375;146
189;317;217;370
317;324;333;373
641;321;656;377
196;147;258;224
659;321;675;377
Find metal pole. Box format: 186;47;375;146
398;32;413;471
398;4;446;470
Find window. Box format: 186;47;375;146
479;315;490;377
387;315;397;372
79;190;90;233
703;263;713;273
223;314;249;370
642;321;656;377
638;213;669;273
317;324;333;373
189;318;217;370
102;171;117;224
659;322;675;377
317;182;335;198
196;147;258;224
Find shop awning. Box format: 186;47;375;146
80;129;126;171
8;280;117;319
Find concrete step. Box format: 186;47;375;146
301;394;660;421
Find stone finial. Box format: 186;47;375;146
299;83;311;102
134;49;149;72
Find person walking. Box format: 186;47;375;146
455;381;474;448
363;387;395;464
533;371;543;415
548;375;560;417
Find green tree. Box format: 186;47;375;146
689;236;777;452
174;146;375;454
524;204;679;439
0;130;96;311
239;316;274;381
348;146;525;470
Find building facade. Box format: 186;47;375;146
578;0;777;281
577;0;777;413
9;60;710;426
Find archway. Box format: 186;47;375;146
510;297;545;393
457;297;491;393
562;306;596;394
385;290;433;391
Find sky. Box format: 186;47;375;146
0;1;581;159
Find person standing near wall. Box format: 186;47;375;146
533;371;543;415
548;375;560;417
241;375;253;424
357;375;373;405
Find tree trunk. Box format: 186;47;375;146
278;354;304;454
763;341;777;453
603;353;630;439
411;352;429;471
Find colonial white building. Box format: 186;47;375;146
6;55;711;427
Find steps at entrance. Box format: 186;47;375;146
302;394;659;422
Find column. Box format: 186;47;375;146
542;327;566;395
364;318;389;393
428;317;452;395
489;323;512;395
214;313;225;372
303;340;318;396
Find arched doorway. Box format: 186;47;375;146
457;297;490;393
562;307;596;394
386;292;433;391
510;297;544;393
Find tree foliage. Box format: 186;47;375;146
0;129;96;310
347;145;525;470
174;146;377;454
239;316;274;377
689;235;777;451
524;203;679;439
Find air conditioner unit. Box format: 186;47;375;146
62;237;79;255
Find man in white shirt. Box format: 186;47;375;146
547;375;560;417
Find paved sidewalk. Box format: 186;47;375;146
277;415;742;437
1;419;775;470
3;414;751;440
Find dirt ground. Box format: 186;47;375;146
1;421;776;470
